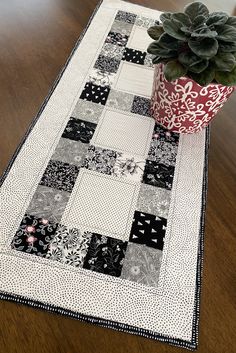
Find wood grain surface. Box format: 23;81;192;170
0;1;236;352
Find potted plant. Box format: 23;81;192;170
147;1;236;133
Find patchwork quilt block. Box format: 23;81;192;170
0;1;208;350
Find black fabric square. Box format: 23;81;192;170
122;48;146;65
83;233;127;277
115;10;137;24
40;160;79;193
11;214;58;257
62;117;96;143
129;211;167;250
142;160;175;190
80;82;110;105
131;96;151;116
94;55;120;73
152;123;180;144
147;123;180;166
105;31;128;47
82;145;117;175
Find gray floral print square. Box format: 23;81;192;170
26;185;71;224
120;243;162;287
136;183;171;219
110;20;133;36
72;99;104;124
106;89;134;111
51;138;88;167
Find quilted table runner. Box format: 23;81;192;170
0;0;209;350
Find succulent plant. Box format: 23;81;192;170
147;2;236;86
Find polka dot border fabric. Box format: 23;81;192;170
0;1;209;350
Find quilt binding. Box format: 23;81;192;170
0;0;209;350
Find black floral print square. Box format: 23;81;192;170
105;31;128;47
115;10;137;24
82;145;117;175
131;96;151;117
40;160;79;193
147;124;179;166
94;55;120;74
83;233;128;277
11;214;58;257
129;211;167;250
62;117;97;143
148;135;179;167
80;82;110;105
152;123;180;144
142;160;175;190
122;48;146;65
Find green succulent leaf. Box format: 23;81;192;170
160;12;172;23
216;24;236;42
215;66;236;85
189;66;215;86
192;15;207;28
164;60;187;81
178;51;202;67
188;60;209;73
218;40;236;52
171;13;191;26
213;52;236;71
147;42;177;58
147;25;164;40
191;27;217;38
226;16;236;28
157;33;179;50
188;37;218;58
184;2;209;21
148;3;236;86
181;26;192;34
163;19;187;40
152;56;165;64
206;12;229;26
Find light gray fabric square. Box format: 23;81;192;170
121;243;162;287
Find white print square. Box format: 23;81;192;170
113;153;145;183
91;107;154;158
61;169;140;241
127;25;152;51
113;61;154;97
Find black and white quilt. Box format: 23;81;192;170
0;0;208;350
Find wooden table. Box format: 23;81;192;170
0;1;236;352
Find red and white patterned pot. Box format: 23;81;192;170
150;64;235;134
